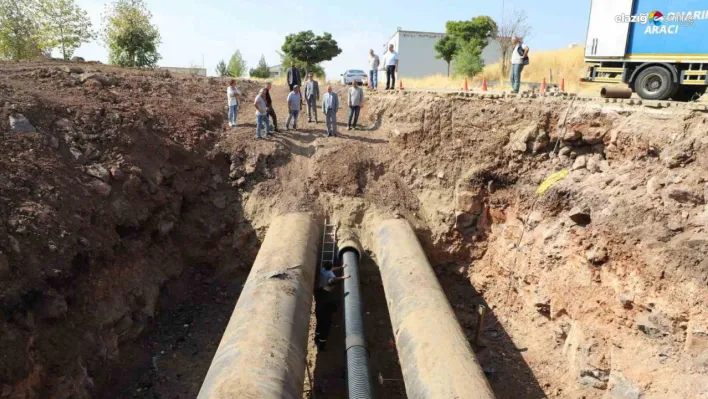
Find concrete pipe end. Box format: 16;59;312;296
337;231;363;261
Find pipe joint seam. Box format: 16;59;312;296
345;334;368;352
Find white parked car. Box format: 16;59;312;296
340;69;368;86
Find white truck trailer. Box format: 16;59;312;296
582;0;708;101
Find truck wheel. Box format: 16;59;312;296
671;87;706;102
635;66;676;100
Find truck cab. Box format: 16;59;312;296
582;0;708;101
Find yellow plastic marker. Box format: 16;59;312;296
536;170;568;196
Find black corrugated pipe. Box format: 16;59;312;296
338;232;375;399
373;218;496;399
197;213;319;399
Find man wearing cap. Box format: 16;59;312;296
286;85;302;130
304;73;320;123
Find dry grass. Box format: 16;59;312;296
402;46;600;94
247;76;287;86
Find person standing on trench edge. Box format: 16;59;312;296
264;82;279;133
286;62;301;91
382;43;399;90
304;73;319;123
315;263;350;351
321;85;340;137
510;36;530;94
285;85;302;130
253;88;270;140
347;80;364;130
226;79;241;128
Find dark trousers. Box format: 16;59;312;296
267;105;278;131
386;65;396;89
315;288;338;341
347;106;360;128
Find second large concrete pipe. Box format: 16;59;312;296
197;213;319;399
373;218;496;399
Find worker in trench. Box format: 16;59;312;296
315;263;350;350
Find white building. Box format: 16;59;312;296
268;64;282;78
381;28;504;79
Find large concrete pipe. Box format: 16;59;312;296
373;219;496;399
198;213;319;399
338;233;375;399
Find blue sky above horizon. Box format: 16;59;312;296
72;0;592;78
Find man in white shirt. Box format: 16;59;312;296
382;44;399;90
314;263;350;350
368;49;380;90
510;36;530;94
226;79;241;127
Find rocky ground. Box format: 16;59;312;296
1;59;707;399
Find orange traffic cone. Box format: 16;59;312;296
463;77;469;92
482;77;488;91
560;78;565;92
541;77;547;93
399;80;403;90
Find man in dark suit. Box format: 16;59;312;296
286;62;301;91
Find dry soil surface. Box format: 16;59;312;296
1;60;707;399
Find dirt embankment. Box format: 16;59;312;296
0;60;266;398
1;60;707;399
354;92;708;398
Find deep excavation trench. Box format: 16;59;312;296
2;61;708;399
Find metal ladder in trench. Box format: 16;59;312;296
305;218;338;399
320;218;338;270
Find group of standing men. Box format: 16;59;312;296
228;61;367;139
367;44;399;90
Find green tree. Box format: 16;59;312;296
35;0;94;60
0;0;44;60
445;16;498;44
444;16;498;78
277;51;324;78
452;39;485;77
281;30;341;73
102;0;161;68
434;35;458;77
227;49;246;77
215;59;228;77
248;54;270;79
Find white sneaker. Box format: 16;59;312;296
228;123;234;127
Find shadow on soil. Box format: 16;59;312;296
435;263;548;399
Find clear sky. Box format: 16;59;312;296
72;0;592;78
